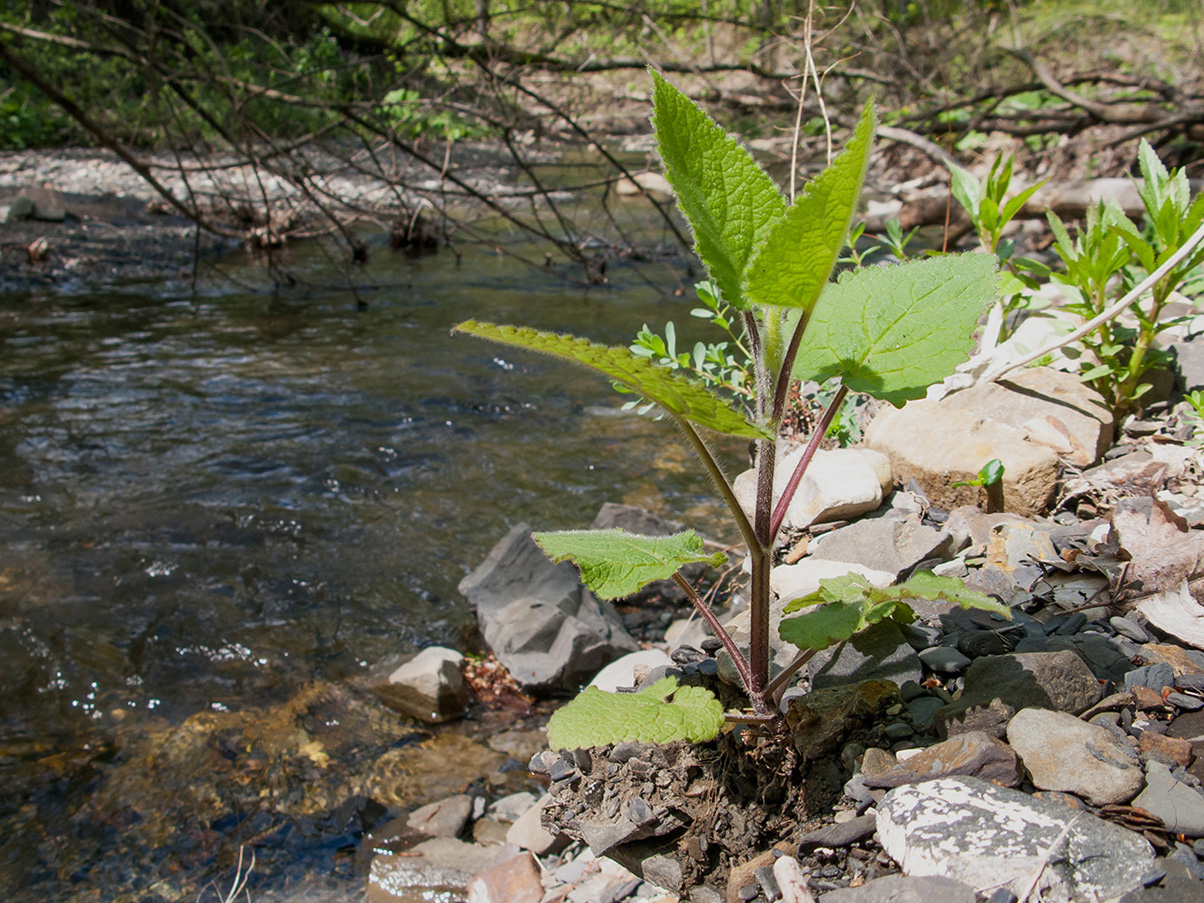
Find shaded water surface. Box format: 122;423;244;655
0;234;736;900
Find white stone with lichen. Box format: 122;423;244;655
876;777;1154;903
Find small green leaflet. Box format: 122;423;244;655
779;570;1009;653
742;102;875;312
651;69;786;311
792;254;998;407
533;528;728;600
453;321;770;439
546;677;724;750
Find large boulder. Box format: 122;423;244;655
865;367;1113;516
458;523;637;695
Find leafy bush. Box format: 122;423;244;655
458;70;1005;745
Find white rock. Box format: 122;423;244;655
588;649;672;692
876;777;1154;902
771;559;896;602
733;447;893;531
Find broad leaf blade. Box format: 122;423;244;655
779;570;1009;653
651;69;785;310
742;102;876;311
792;254;998;407
545;677;725;750
455;320;770;439
533;528;728;600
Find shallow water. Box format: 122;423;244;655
0;226;741;899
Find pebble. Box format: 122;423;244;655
1111;615;1152;643
918;646;972;674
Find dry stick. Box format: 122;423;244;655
980;220;1204;385
764;647;817;705
1015;813;1083;903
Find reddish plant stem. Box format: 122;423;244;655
671;572;755;699
769;383;849;541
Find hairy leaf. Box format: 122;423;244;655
545;677;725;750
779;570;1009;653
651;69;785;310
454;321;770;439
742;102;875;311
533;528;728;600
792;254;998;407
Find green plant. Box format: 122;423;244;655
1048;141;1204;415
456;70;1006;745
952;458;1006;513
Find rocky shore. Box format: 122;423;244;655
361;327;1204;903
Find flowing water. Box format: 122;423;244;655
0;225;742;900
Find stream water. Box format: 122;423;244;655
0;226;740;901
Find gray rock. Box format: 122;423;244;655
919;646;972;675
908;696;946;729
809;619;923;690
809;515;955;579
1112;616;1152;644
369;838;499;901
1043;632;1133;684
1118;856;1204;903
4;194;34;221
375;646;469;723
505;794;569;856
1133;762;1204;837
798;813;878;849
1007;707;1144;806
876;777;1155;902
1171;339;1204;395
18;187;68;221
1127;664;1177;694
819;874;977;903
488;791;538;824
458;524;637;693
933;651;1104;739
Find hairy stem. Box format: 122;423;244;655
673;417;759;559
770;384;849;541
671;573;754;698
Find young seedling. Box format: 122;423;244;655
456;70;1006;748
952;458;1006;514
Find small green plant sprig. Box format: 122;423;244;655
1042;141;1204;416
949;154;1049;340
456;70;1005;747
952;458;1006;514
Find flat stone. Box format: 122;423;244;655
808;619;923;691
1133;762;1204;837
488;791;538;824
861;731;1021;789
589;649;673;692
818;874;977;903
934;650;1104;739
876;777;1155;902
1119;856;1204;903
407;793;473;838
4;194;34;221
797;814;878;849
1138;732;1194;769
375;646;469;723
467;850;543;903
809;515;955;579
368;838;500;903
1007;708;1144;806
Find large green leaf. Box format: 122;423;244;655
454;320;770;439
533;528;728;600
792;253;998;407
546;677;724;750
651;69;786;310
741;102;875;311
779;570;1009;653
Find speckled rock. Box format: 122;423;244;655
876;777;1155;902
